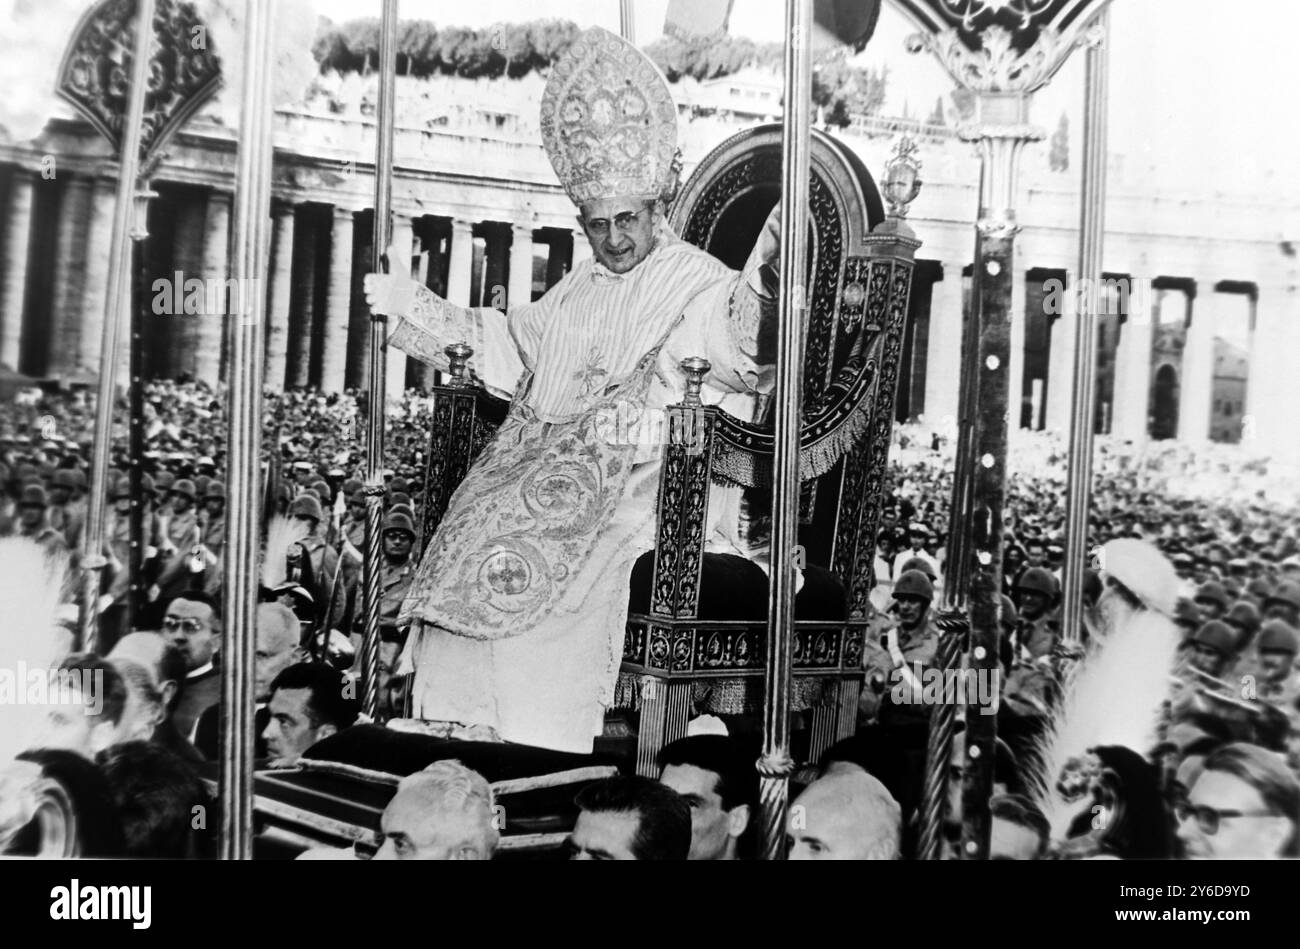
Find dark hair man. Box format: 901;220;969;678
1177;742;1300;859
98;741;212;858
989;793;1050;860
262;662;361;768
162;592;222;740
568;775;690;860
657;735;756;860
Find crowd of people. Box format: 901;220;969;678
1;378;1298;859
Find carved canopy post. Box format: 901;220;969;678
894;0;1115;859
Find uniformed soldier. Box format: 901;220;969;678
1011;566;1061;659
1263;581;1300;629
1254;619;1300;708
153;479;202;603
338;481;367;551
1223;599;1262;654
359;511;418;719
11;484;68;556
199;480;227;560
288;493;342;629
46;468;86;551
859;569;941;725
1193;581;1230;622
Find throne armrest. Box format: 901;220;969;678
644;357;718;620
419;344;504;549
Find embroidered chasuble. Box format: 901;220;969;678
390;222;770;752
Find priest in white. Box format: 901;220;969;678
364;27;779;753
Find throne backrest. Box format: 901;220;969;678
668;125;914;619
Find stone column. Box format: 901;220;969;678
78;176;116;377
196;190;230;387
509;222;535;309
923;260;964;430
386;214;415;397
0;171;34;370
265;201;295;390
545;231;573;287
445;217;474;307
168;193;208;381
1112;273;1154;443
50;175;92;379
1044;273;1076;433
320;206;355;393
287;209;316;389
1247;281;1300;466
1178;281;1213;443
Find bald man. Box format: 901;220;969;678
193;602;303;760
108;631;201;763
787;769;902;860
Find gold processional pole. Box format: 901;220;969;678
79;0;157;652
362;0;400;721
1060;8;1110;644
220;0;277;860
757;0;813;861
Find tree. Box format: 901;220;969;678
1050;112;1069;172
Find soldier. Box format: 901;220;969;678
1182;620;1238;682
859;569;940;725
288;493;342;629
1011;566;1061;659
362;511;419;719
893;523;941;581
1254;620;1300;708
1193;581;1230;622
1223;600;1262;654
46;468;86;551
1263;581;1300;629
153;479;203;605
10;484;67;556
199;480;227;560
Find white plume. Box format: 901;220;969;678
1025;605;1181;839
262;514;309;590
0;538;72;767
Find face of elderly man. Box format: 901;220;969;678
787;770;901;860
577;198;658;275
373;770;497;861
254;603;301;703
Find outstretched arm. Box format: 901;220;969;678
364;274;527;400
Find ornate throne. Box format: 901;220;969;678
419;126;921;775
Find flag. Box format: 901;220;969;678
664;0;734;41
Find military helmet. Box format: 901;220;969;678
19;484;47;508
1257;619;1300;656
999;593;1019;627
893;569;934;603
898;556;937;581
171;478;197;500
310;480;332;503
1265;580;1300;612
155;470;176;490
51;469;77;489
1194;581;1230;611
382;512;416;538
1016;566;1059;598
1190;620;1236;657
289;493;323;522
205;480;226;500
1224;600;1261;636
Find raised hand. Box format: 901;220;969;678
363;269;417;318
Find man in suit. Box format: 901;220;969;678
262;662;361;768
162;592;223;740
657;734;756;860
108;632;202;764
193;602;303;760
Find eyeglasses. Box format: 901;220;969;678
583;207;650;237
163;616;206;634
1175;801;1275;836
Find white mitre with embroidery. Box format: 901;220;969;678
539;26;680;205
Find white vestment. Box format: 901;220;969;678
391;222;769;752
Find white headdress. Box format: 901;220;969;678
540;27;680;206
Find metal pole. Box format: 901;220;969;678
219;0;276;860
126;195;153;639
362;0;399;722
80;0;156;652
757;0;812;861
1061;9;1110;644
619;0;635;43
955;94;1041;860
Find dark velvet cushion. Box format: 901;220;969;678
626;551;848;622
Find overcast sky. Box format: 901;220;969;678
308;0;1300;205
